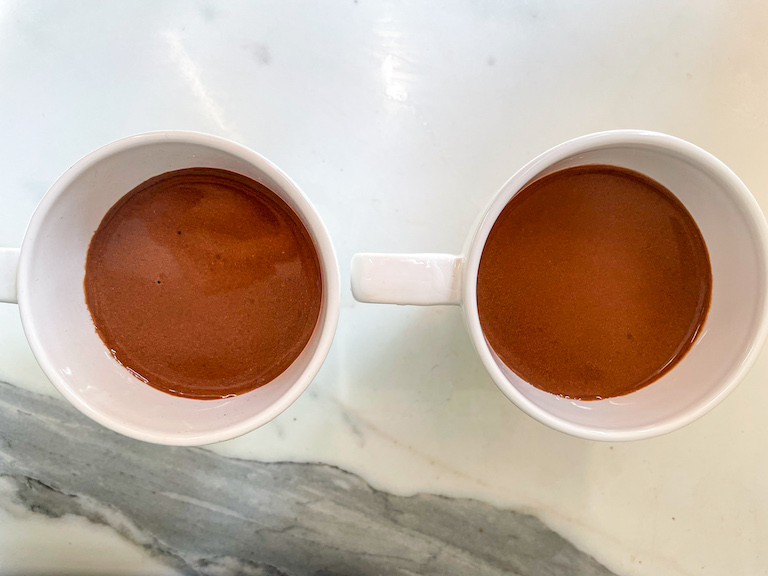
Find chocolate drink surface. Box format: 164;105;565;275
84;168;323;399
477;164;712;400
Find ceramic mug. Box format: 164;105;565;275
0;131;340;446
351;130;768;441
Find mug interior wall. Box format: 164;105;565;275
21;138;329;442
485;145;766;433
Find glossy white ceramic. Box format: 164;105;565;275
352;130;768;441
0;131;340;445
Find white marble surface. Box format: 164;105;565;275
1;1;767;574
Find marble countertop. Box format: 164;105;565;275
1;1;767;574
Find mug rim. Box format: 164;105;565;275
16;130;341;445
461;129;768;441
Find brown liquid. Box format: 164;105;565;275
84;168;323;399
477;165;711;400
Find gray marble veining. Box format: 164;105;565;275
0;381;615;576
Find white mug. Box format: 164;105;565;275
0;131;340;445
351;130;768;441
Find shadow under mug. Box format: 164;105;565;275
351;130;768;441
0;131;340;446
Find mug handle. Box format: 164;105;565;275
350;253;463;305
0;248;19;304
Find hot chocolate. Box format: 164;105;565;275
84;168;323;400
477;164;711;400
